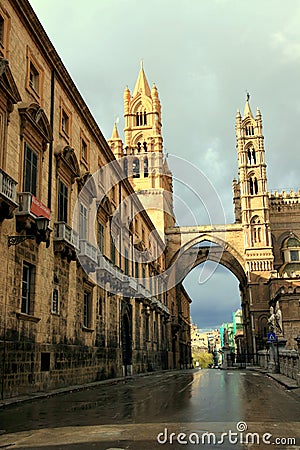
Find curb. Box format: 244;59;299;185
0;368;190;409
0;371;153;409
247;366;299;390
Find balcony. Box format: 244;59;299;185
78;239;98;272
116;273;139;297
150;296;170;315
97;256;125;291
0;168;18;220
138;284;151;299
126;277;138;295
14;192;51;246
53;222;79;261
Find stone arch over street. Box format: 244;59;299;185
166;227;246;288
165;224;264;354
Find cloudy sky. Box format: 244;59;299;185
30;0;300;329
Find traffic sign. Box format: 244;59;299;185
267;332;277;342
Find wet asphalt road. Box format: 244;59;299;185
0;369;299;449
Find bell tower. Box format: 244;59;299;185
235;94;273;275
108;64;175;239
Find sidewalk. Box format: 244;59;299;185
0;368;191;409
247;366;299;389
0;370;168;409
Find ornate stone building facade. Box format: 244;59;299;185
1;0;299;400
166;98;300;354
0;0;192;399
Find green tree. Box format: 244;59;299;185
199;352;213;368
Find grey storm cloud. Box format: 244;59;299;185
30;0;300;328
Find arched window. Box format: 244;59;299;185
144;156;148;177
254;177;258;194
136;109;147;126
137;142;141;153
143;141;147;152
247;147;256;165
251;216;262;245
124;158;128;177
132;158;140;178
258;316;268;349
281;236;300;263
245;125;254;136
249;177;254;195
247;148;252;164
249;176;258;195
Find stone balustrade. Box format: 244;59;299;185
257;336;300;386
278;349;299;381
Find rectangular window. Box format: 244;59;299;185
61;109;69;135
79;204;87;240
52;288;59;314
124;248;129;275
153;320;157;341
290;250;299;262
58;179;68;222
84;291;92;328
26;47;43;101
111;185;116;202
0;15;4;46
21;263;34;314
135;261;139;278
97;222;104;253
145;316;149;341
111;240;116;265
23;143;38;196
29;61;39;93
80;131;89;168
0;113;4;168
0;9;10;58
41;352;50;372
81;138;87;161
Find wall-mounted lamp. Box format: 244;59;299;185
35;216;50;246
8;216;50;247
36;216;49;233
8;235;35;247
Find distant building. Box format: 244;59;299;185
191;324;208;354
220;308;244;354
191;323;221;366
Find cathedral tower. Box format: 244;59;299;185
234;95;273;274
108;64;175;239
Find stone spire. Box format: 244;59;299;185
124;86;131;115
108;122;123;159
111;122;120;139
132;62;151;97
243;93;254;119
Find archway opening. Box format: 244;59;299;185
181;246;245;369
185;261;241;329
